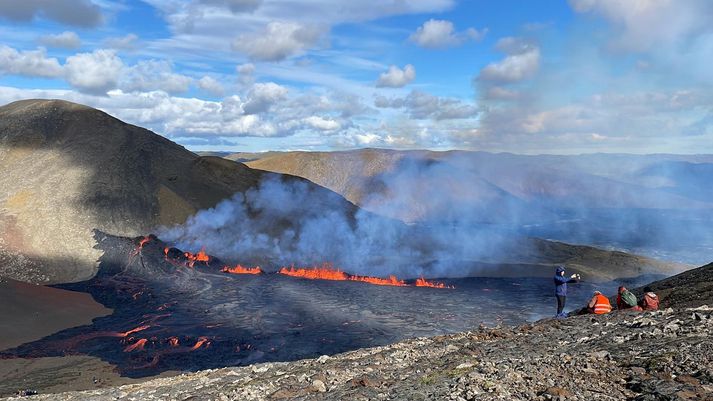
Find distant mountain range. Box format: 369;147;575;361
210;149;713;224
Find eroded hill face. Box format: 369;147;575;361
0;100;355;284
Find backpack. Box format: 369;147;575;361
642;293;659;310
621;290;638;308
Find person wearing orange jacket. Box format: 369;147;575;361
572;290;612;316
587;291;612;314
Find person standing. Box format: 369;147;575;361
554;266;580;317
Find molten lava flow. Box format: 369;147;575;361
279;264;409;287
119;325;150;337
123;338;147;352
190;337;210;351
131;235;153;257
221;264;263;275
184;247;211;268
195;248;210;263
279;264;349;280
350;274;407;287
415;277;454;289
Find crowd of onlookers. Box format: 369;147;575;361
554;265;659;318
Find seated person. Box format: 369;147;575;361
572;291;612;315
639;286;660;311
616;286;642;311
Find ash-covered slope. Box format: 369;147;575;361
0;99;357;284
632;262;713;308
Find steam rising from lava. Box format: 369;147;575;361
158;176;509;278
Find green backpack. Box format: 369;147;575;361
621;290;638;307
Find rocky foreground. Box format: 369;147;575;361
3;305;711;401
4;262;713;401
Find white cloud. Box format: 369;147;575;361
477;89;713;150
242;82;289;114
148;0;455;31
64;49;124;95
121;60;192;94
237;63;255;75
409;19;487;49
569;0;713;52
0;45;63;78
232;21;324;61
376;64;416;88
479;39;540;83
105;33;138;50
484;86;520;100
303;115;340;131
198;76;225;96
0;0;103;27
236;62;255;85
197;0;263;13
39;31;81;49
375;90;478;120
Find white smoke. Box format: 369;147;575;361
158;174;514;278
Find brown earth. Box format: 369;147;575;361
0;278;111;351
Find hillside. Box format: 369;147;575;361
0;100;357;284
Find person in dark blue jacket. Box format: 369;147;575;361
554;266;580;317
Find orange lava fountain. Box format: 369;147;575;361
222;264;263;275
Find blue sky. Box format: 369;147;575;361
0;0;711;154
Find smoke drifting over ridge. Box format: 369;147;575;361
161;151;713;277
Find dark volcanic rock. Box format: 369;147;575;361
632;262;713;308
0;232;620;381
2;263;712;401
2;303;711;400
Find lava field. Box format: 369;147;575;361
1;232;608;377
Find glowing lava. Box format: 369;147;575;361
119;325;150;337
131;235;154;257
279;264;349;281
415;277;455;289
221;264;263;275
350;274;407;287
123;338;147;352
278;264;448;288
184;247;210;268
190;337;210;351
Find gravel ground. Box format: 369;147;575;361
3;305;711;401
